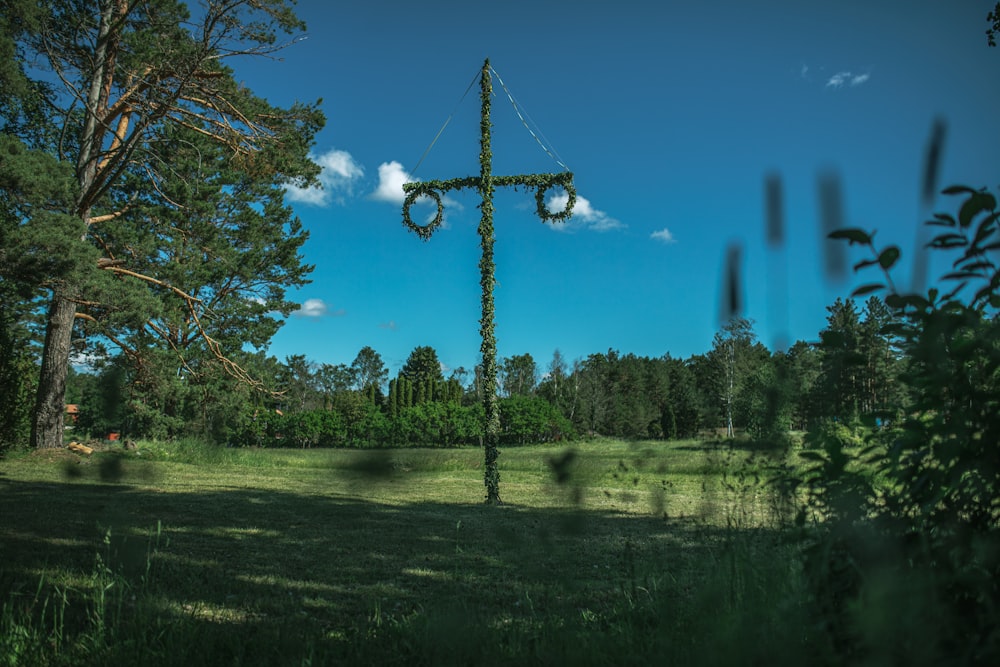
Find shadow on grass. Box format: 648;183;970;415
0;457;809;666
674;439;792;455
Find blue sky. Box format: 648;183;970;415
239;0;1000;377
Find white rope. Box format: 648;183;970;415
489;65;571;172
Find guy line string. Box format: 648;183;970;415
410;63;572;176
410;68;480;177
489;64;571;173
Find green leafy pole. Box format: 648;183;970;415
401;59;576;504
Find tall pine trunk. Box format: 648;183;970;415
30;0;117;449
30;291;77;448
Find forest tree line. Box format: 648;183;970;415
20;295;902;450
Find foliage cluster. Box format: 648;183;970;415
39;301;906;453
230;395;574;449
0;0;324;452
799;186;1000;662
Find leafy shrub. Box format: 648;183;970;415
802;186;1000;662
499;395;575;445
283;409;347;448
344;401;392;448
803;419;864;450
393;401;481;447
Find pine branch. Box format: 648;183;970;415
88;199;135;225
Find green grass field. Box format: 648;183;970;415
0;438;819;666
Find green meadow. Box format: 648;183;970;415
0;438;816;666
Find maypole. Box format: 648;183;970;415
401;59;576;504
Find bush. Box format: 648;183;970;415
345;401;392;448
283;409;347;448
803;419;864;450
392;401;481;447
499;395;576;445
801;186;1000;662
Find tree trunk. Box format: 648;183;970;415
726;339;735;438
30;1;117;449
30;289;77;448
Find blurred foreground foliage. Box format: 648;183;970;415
800;185;1000;663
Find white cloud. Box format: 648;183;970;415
371;161;417;204
379;320;398;331
826;72;849;88
70;350;103;372
284;148;364;206
826;71;870;89
248;294;283;318
651;228;677;244
545;192;623;232
293;298;346;318
372;160;461;230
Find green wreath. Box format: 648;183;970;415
402;172;576;240
533;173;577;223
401;185;444;241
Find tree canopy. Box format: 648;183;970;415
1;0;324;448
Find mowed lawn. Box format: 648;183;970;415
0;439;810;665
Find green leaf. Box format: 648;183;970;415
927;233;968;249
976;286;998;307
853;258;879;271
852;283;885;297
877;245;901;270
828;228;872;245
941;283;968;303
941;185;978;195
927;213;957;227
884;294;930;311
956;261;994;274
958;192;996;228
971;212;999;247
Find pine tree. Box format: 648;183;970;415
816;299;863;423
400;346;444;386
5;0;323;448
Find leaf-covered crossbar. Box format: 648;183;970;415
402;172;576;241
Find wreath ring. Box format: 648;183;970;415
535;178;577;223
402;187;445;241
